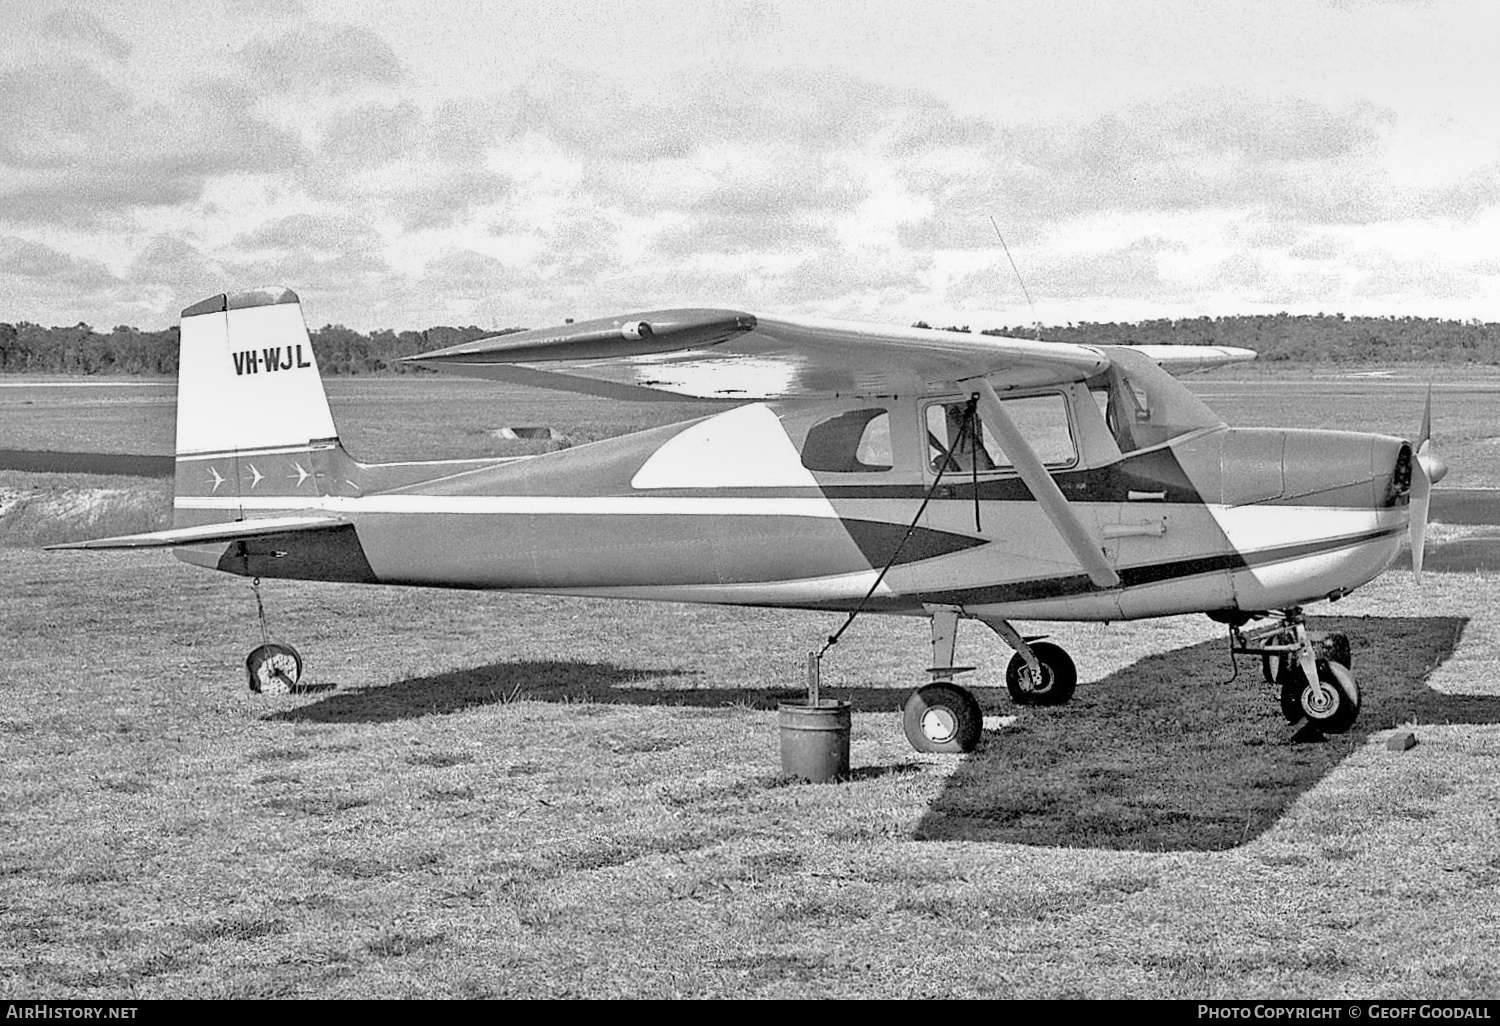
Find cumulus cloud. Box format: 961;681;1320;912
0;60;304;226
895;92;1399;250
942;237;1179;310
0;66;132;167
216;212;396;305
224;246;395;308
318;101;426;168
532;212;629;283
124;235;241;313
236;21;405;94
234;212;384;254
420;248;518;293
648;160;864;257
425;96;524;162
0;235;117;288
37;7;131;61
501;64;929;168
0;235;125;325
770;249;932;311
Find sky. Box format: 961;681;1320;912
1;0;1497;332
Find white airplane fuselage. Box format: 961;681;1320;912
171;381;1411;623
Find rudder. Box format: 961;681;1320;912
172;287;343;530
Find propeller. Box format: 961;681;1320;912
1408;385;1449;580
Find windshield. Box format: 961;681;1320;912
1090;346;1225;453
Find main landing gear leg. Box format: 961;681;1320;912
978;616;1078;707
244;576;304;695
1231;608;1359;733
901;606;983;754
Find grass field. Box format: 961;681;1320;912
3;367;1500;998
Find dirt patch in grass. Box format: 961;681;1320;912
0;471;170;547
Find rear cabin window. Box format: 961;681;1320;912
800;409;893;473
925;394;1076;473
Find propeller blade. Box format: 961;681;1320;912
1414;383;1448;482
1417;384;1433;452
1409;449;1431;581
1408;381;1447;579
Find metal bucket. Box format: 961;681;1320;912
777;700;851;783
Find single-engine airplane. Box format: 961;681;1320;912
53;287;1448;753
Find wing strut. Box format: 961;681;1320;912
967;377;1121;590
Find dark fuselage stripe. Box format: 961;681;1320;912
808;525;1404;611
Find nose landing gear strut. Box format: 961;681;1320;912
1230;608;1359;734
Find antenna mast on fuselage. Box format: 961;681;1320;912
989;215;1042;341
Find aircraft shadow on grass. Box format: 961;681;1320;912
270;657;967;724
915;614;1481;852
272;615;1487;853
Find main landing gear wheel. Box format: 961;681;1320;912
246;643;304;695
1005;641;1077;706
902;682;983;754
1278;658;1359;733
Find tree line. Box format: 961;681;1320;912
3;312;1499;375
0;322;497;375
979;312;1500;363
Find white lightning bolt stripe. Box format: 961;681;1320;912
175;495;844;518
1207;505;1400;550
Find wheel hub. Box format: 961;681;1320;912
920;707;958;743
1303;682;1338;718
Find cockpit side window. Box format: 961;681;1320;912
801;408;893;472
925;393;1076;474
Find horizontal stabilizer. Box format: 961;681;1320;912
47;515;351;551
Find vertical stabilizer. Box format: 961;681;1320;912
176;287;335;455
172;287;345;531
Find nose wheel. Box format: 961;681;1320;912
1233;610;1360;733
1278;657;1359;733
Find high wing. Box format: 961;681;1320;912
1120;344;1257;373
405;310;1114;399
